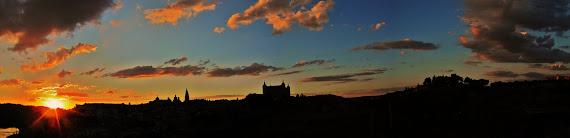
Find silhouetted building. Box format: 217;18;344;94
263;81;291;99
184;88;190;102
173;95;181;103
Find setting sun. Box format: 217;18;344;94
43;98;66;109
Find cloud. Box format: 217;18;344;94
527;63;545;68
459;0;570;63
21;43;98;72
81;68;106;75
110;20;122;27
207;63;283;77
332;87;406;97
58;92;88;97
444;69;454;72
194;94;244;100
486;70;519;78
55;70;75;79
349;39;438;52
0;79;24;88
464;60;482;66
400;51;407;55
112;0;123;13
105;90;118;94
198;59;211;66
370;22;386;32
258;70;303;78
520;72;549;80
144;0;216;25
547;64;570;71
0;67;2;74
227;0;335;35
299;68;387;82
213;27;225;34
0;0;115;52
103;65;206;79
31;80;46;85
119;95;141;98
324;65;342;69
292;59;334;68
164;56;188;65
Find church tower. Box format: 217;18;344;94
184;88;189;102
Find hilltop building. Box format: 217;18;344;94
263;81;291;99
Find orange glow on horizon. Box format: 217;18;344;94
42;98;73;109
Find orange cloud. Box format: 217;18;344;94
113;0;123;13
110;20;122;27
21;43;98;72
58;92;88;97
227;0;335;35
144;0;216;25
400;51;407;55
0;79;24;88
0;66;2;74
31;80;46;85
55;70;75;79
370;22;386;32
213;27;225;34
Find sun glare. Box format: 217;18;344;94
43;98;65;109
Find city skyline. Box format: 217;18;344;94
2;0;570;109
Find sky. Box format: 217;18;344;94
1;0;570;109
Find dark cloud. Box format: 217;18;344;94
104;65;206;79
31;80;45;85
349;39;438;52
80;68;106;75
299;68;387;82
0;79;24;87
58;92;88;97
521;72;549;80
105;90;117;94
328;87;407;97
227;0;335;35
258;70;303;78
444;69;454;72
0;0;115;52
207;63;283;77
164;57;188;65
527;63;545;68
55;70;74;79
292;59;334;68
486;70;519;78
464;60;482;66
460;0;570;63
119;95;141;98
198;59;211;66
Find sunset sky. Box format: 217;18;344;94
1;0;570;108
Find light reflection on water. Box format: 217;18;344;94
0;127;19;138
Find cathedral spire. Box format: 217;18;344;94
184;88;189;102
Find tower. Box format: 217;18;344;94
184;88;189;102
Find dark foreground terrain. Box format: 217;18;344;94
2;75;570;137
